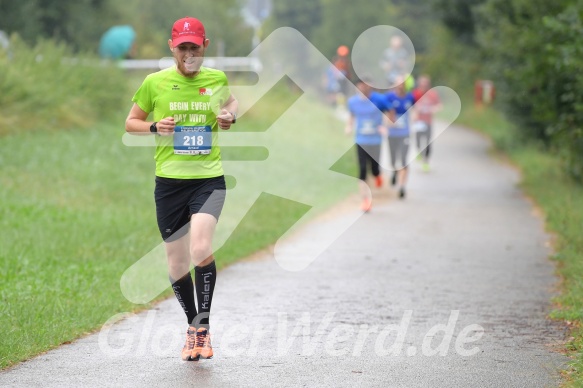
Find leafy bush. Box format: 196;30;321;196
0;35;128;135
475;0;583;182
541;6;583;181
0;0;109;52
433;0;583;182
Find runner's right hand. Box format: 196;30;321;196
157;117;175;136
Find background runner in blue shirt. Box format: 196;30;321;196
385;76;416;199
346;78;388;212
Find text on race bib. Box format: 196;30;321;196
173;126;212;155
360;120;377;135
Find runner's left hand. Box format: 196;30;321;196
217;109;234;130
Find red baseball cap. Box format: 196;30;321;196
171;17;206;47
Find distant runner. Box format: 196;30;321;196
385;76;415;199
412;75;442;172
346;78;388;212
332;45;353;106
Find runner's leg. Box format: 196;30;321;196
424;124;432;161
363;144;382;187
416;130;422;155
189;213;219;359
398;137;410;198
356;145;368;182
166;235;198;325
187;177;225;329
389;136;398;186
357;145;372;210
155;178;198;325
364;144;381;178
189;213;218;328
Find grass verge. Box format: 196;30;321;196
455;100;583;386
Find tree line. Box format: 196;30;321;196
434;0;583;181
1;0;580;180
266;0;583;182
0;0;253;57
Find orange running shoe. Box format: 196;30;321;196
361;198;372;212
192;327;213;360
182;327;197;361
375;175;383;188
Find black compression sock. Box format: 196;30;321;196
193;261;217;328
170;272;197;325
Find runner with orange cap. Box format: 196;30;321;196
332;45;353;105
337;45;349;57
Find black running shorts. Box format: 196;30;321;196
154;175;226;242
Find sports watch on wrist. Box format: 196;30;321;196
150;122;158;133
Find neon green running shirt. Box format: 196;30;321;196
132;66;231;179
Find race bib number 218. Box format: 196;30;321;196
173;126;212;155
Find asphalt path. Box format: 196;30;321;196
0;122;567;387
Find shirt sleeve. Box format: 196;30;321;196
385;93;395;110
213;71;232;113
408;93;416;108
381;95;391;112
131;76;153;113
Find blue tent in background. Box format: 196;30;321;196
99;25;135;59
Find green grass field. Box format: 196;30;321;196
0;77;358;369
455;101;583;387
